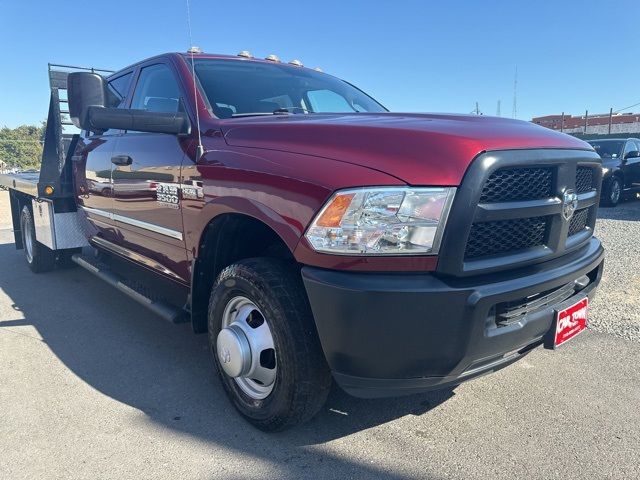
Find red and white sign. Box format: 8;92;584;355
554;297;588;347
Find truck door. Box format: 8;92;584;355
109;62;191;283
77;72;134;241
622;140;640;189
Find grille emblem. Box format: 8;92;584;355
562;189;578;221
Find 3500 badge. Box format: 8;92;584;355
156;183;180;209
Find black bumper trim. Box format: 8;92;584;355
332;340;540;398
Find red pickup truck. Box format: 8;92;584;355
0;52;604;431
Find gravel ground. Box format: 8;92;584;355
589;197;640;341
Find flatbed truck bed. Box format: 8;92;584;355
0;172;40;196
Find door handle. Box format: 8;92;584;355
111;155;133;166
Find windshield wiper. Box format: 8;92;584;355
273;107;310;115
230;107;311;118
231;112;277;118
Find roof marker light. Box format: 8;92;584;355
265;54;280;62
187;46;203;54
313;67;323;72
288;59;303;67
237;50;253;58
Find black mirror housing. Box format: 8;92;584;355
624;150;640;160
67;72;107;130
87;107;191;136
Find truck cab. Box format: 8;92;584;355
0;51;605;431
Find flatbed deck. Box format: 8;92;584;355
0;172;40;196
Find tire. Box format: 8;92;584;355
20;205;56;273
208;258;331;432
601;176;623;207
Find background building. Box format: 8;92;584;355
532;112;640;136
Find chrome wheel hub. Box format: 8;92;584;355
217;325;252;378
217;296;277;400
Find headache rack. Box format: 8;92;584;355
38;63;114;199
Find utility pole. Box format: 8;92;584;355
475;102;480;115
496;100;501;117
561;112;565;132
608;107;613;134
512;66;518;119
584;110;588;134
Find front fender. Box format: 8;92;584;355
191;195;304;257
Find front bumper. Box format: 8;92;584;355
302;238;604;398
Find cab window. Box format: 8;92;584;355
193;59;386;117
624;140;639;157
306;89;355;112
131;64;182;113
106;72;133;108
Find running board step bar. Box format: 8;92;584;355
71;253;188;324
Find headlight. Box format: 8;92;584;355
305;187;455;255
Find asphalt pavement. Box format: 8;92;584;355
1;190;639;480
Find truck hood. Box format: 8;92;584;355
220;113;591;185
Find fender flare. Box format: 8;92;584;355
189;196;304;258
188;196;305;333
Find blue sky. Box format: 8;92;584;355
1;0;639;127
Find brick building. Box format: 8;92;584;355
532;112;640;135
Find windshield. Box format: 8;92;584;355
588;140;624;159
193;59;387;118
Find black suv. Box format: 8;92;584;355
588;137;640;206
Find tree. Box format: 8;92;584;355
0;122;46;169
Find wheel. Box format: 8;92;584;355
20;205;56;273
208;258;331;431
601;176;623;207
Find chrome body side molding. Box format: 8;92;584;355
80;206;184;241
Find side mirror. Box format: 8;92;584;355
87;107;191;135
624;150;640;160
67;72;107;130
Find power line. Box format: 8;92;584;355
612;101;640;115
